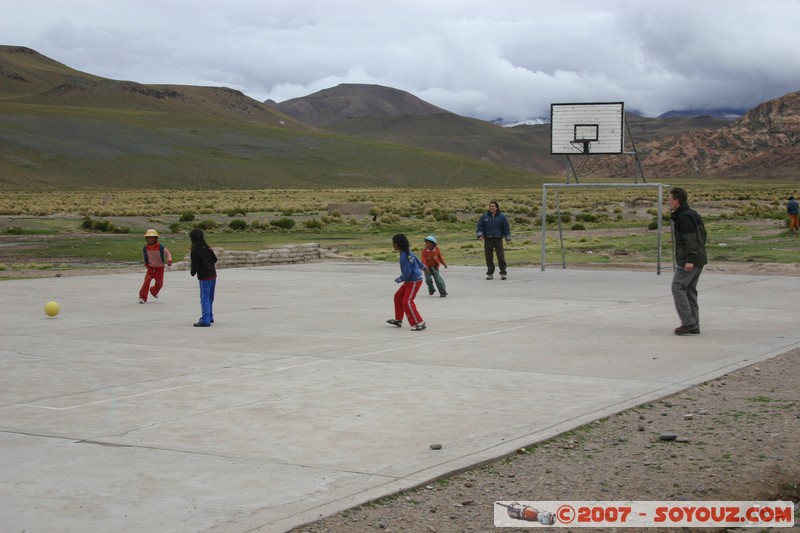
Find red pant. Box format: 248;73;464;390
790;214;799;230
394;280;424;326
139;266;165;301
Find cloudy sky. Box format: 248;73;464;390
4;0;799;121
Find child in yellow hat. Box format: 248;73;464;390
139;229;172;303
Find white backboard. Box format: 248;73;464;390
550;102;624;155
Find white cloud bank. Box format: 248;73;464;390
3;0;799;120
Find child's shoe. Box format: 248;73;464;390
386;319;402;327
410;322;427;331
139;298;146;304
429;289;435;295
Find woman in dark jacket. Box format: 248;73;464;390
189;229;218;327
476;200;511;280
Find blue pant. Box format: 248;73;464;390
198;278;216;325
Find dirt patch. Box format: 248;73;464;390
0;265;143;279
289;350;800;533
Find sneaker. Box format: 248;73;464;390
193;322;210;327
429;290;435;295
439;293;447;298
486;274;493;280
410;322;427;331
501;274;507;280
386;319;402;327
139;298;146;304
152;294;158;299
674;324;699;336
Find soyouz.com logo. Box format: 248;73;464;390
494;501;796;528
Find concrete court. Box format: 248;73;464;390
0;262;797;533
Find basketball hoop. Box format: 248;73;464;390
550;103;623;155
571;124;598;154
570;140;592;154
549;102;646;183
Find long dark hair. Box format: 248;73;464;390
392;233;410;254
189;228;209;248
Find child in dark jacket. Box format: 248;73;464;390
189;229;217;327
139;229;172;303
386;233;426;331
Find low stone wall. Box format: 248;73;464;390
171;243;365;270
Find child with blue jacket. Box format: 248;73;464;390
386;233;427;331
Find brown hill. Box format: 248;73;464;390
575;90;800;179
275;84;570;175
1;46;301;128
0;46;536;189
272;83;449;127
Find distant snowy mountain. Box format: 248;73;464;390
657;108;746;120
490;117;550;127
490;108;745;126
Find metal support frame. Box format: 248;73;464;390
624;120;647;184
565;155;580;184
562;116;648;184
541;183;669;274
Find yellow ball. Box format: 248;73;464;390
44;301;60;317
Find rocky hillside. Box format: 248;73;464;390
575;90;800;179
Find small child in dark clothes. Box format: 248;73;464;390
420;234;447;297
189;229;217;327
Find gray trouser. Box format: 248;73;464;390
424;266;447;295
672;265;703;326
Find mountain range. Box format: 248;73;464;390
1;45;798;189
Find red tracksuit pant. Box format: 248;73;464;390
394;280;424;326
139;265;165;301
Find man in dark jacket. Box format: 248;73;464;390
668;187;707;335
476;200;511;280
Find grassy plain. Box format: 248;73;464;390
1;181;799;275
